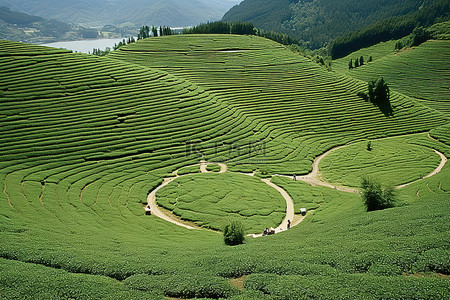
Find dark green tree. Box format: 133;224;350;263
348;59;353;69
152;26;158;37
368;56;373;62
223;220;245;246
138;26;150;40
354;58;359;68
361;177;396;211
368;77;390;106
359;55;364;66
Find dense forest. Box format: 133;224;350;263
330;0;449;58
223;0;428;49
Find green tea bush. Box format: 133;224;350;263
224;219;245;246
124;273;239;298
206;164;221;172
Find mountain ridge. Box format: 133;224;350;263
0;0;241;27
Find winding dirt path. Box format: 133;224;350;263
396;149;447;188
293;145;359;193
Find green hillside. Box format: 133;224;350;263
222;0;427;49
333;39;450;115
1;36;449;298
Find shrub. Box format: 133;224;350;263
224;220;245;246
361;177;396;211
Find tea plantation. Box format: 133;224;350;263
0;35;449;299
333;39;450;115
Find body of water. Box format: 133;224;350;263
41;38;131;54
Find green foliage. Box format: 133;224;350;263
366;141;372;151
329;0;449;58
138;26;150;39
223;219;245;246
124;273;238;298
223;0;429;50
206;164;221;172
361;177;396;211
395;26;432;50
368;77;389;105
183;21;232;34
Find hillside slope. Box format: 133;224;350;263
0;0;240;27
1;37;449;298
333;39;450;115
222;0;425;48
109;34;447;174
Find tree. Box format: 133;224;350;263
223;220;245;246
348;59;353;69
354;58;359;68
368;56;373;62
138;26;150;40
361;177;396;211
368;77;390;106
359;55;364;66
367;141;372;151
152;26;158;37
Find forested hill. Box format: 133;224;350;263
0;0;241;27
0;6;73;43
222;0;429;49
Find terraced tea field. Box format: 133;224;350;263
109;35;447;175
1;35;449;298
333;40;450;115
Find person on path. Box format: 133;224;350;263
293;174;296;181
287;219;291;230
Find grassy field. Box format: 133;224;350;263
333;39;450;115
319;134;443;187
0;35;449;298
156;173;285;232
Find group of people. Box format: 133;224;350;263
262;219;291;236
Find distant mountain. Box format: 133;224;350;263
0;6;75;43
0;0;242;27
222;0;429;49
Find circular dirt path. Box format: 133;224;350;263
147;161;299;236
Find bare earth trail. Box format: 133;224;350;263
147;133;447;235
